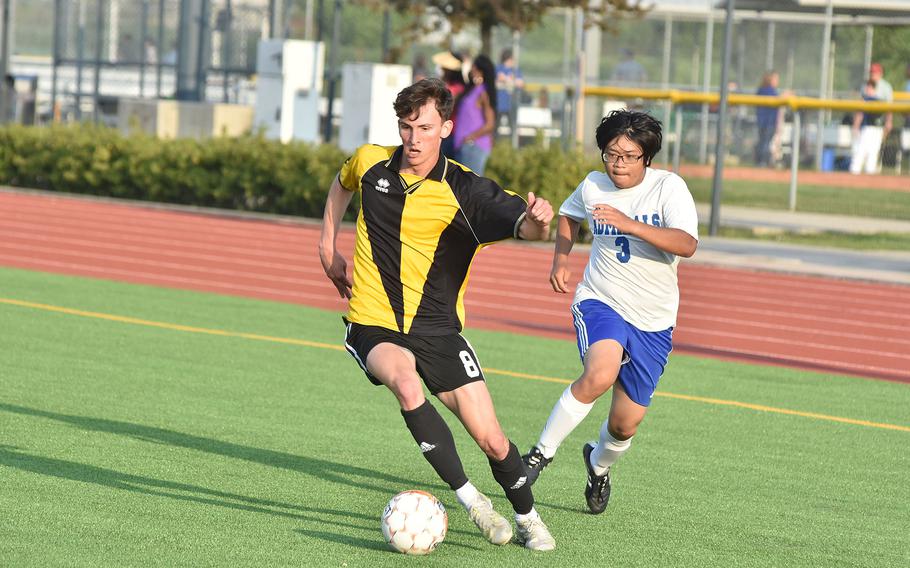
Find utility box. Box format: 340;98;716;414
339;63;412;152
253;39;324;143
118;98;254;139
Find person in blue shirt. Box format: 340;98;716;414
754;71;781;167
495;49;524;136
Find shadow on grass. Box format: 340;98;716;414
0;446;484;553
0;402;447;495
294;528;482;553
0;446;373;524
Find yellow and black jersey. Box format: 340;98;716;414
338;144;527;336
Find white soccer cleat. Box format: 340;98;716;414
515;514;556;551
467;493;513;545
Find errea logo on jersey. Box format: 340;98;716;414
375;178;390;193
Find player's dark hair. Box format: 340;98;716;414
394;78;455;121
595;110;662;167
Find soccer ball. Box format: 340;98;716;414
380;490;447;555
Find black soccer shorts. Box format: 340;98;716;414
342;319;485;394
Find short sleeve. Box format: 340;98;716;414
558;178;587;222
338;145;384;193
459;177;527;244
661;175;699;240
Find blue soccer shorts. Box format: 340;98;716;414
571;299;673;407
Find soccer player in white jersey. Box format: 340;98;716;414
522;110;698;513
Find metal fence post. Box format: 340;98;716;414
788;109;800;211
673;105;682;172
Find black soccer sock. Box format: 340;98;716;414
401;400;469;491
489;441;534;515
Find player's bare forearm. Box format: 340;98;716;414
592;204;696;257
553;215;580;257
550;216;579;294
319;176;355;298
319;176;354;258
628;223;698;257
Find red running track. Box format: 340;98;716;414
2;189;909;384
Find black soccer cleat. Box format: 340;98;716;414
583;442;611;514
522;446;553;487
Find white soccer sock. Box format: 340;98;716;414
455;481;480;510
589;420;632;476
537;385;595;459
514;507;540;523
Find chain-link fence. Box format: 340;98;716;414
9;0;269;122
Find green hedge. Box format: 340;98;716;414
0;124;347;218
0;124;601;222
486;140;601;214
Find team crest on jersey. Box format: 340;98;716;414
375;178;390;193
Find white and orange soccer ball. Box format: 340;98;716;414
380;490;448;555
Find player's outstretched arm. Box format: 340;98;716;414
551;215;580;294
517;192;554;241
319;175;355;299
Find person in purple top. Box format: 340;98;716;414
454;54;498;175
754;71;781;167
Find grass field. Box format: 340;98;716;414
1;266;908;567
687;178;910;221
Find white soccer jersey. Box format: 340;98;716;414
560;168;699;331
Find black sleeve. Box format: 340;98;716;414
454;174;527;245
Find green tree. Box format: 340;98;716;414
355;0;646;58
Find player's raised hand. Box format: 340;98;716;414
321;250;353;299
592;203;632;233
526;192;554;226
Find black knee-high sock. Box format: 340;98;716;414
401;400;469;491
489;441;534;515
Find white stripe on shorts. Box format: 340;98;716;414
572;303;589;355
343;323;369;374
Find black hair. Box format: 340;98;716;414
394;77;455;121
471;54;498;112
595;110;662;167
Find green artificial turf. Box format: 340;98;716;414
687;178;910;221
1;267;907;567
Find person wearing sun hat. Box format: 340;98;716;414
433;50;466;158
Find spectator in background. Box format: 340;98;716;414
611;49;647;85
754;71;781;167
851;79;886;175
118;33;139;63
851;63;893;175
454;54;498;175
144;40;158;65
433;50;466;158
162;42;178;66
412;53;429;82
905;63;910;129
495;48;524;135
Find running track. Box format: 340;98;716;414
2;189;909;384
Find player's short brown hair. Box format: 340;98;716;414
394;78;454;122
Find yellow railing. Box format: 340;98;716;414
582;86;910;113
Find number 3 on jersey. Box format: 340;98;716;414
458;350;481;378
614;236;631;263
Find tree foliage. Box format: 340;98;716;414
354;0;647;57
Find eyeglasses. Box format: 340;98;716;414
602;152;643;165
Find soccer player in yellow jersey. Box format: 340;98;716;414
319;78;556;551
